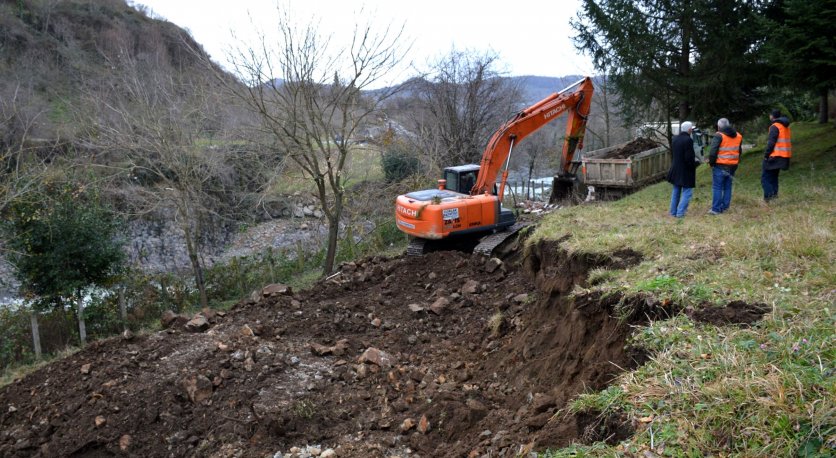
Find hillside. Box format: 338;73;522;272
0;0;217;143
1;124;831;457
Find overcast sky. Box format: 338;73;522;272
133;0;595;86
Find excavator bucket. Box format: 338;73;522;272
549;175;577;203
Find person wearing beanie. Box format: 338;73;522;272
707;118;743;215
666;121;698;218
762;109;792;202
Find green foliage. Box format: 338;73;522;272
381;140;421;183
572;0;770;124
3;187;126;306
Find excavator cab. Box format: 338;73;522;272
443;165;480;194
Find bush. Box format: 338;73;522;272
382;141;421;183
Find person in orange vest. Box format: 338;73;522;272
707;118;743;215
762;109;792;202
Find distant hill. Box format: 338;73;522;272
509;74;587;103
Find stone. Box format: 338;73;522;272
250;289;261;303
311;339;348;356
462;280;480;295
185;315;209;333
418;414;431;434
80;363;92;375
182;375;213;404
359;347;394;368
244;357;254;372
121;329;134;340
94;416;106;427
119;434;131;451
400;418;415;433
485;257;503;273
429;297;450;315
531;393;556;414
321;449;337;458
160;310;189;329
513;293;529;304
240;325;255;337
407;303;425;313
428;272;438;280
262;283;293;297
371;318;382;328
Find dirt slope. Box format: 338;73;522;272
0;244;648;457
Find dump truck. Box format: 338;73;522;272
579;128;708;199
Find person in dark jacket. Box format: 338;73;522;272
666;121;698;218
762;109;792;202
707;118;743;215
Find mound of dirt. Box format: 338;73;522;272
690;301;770;326
0;244;649;458
598;138;661;159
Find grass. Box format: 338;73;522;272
535;122;836;457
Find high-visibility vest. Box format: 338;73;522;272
769;123;792;158
716;132;743;166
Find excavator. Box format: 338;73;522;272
395;76;594;256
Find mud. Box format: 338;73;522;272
598;138;661;159
690;300;770;326
0;242;651;458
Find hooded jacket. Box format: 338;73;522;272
708;125;741;169
764;116;791;171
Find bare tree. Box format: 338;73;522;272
86;49;248;308
407;49;523;167
223;7;406;274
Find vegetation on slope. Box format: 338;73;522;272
535;122;835;456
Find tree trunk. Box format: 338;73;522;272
323;215;340;275
184;227;208;308
820;88;829;124
77;294;87;345
30;311;42;359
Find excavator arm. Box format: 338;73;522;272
471;77;594;199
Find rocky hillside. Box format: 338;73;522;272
0;0;214;143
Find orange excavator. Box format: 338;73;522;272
395;77;594;255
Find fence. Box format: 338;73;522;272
504;178;553;203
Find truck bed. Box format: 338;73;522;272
580;142;670;189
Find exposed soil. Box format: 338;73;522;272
0;242;650;458
690;300;770;326
597;138;661;159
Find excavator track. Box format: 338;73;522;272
406;237;428;256
473;222;530;256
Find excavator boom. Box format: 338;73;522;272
473;77;594;199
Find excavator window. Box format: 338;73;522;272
444;170;459;193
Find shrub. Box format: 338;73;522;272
382;141;421;183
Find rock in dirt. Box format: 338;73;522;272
429;297;450;315
512;293;529;304
531;393;556;414
407;303;425;313
485;257;503;273
262;283;293;297
94;415;106;427
182;375;214;404
160;310;189;329
119;434;131;451
400;418;415;433
418;414;431;434
462;280;481;295
311;339;348;357
359;347;394;368
185;314;210;333
80;363;91;375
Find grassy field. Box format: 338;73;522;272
535;122;835;456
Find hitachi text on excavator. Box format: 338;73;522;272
395;77;594;256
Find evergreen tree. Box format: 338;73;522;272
764;0;836;123
572;0;769;126
3;187;126;345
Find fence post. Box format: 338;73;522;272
30;310;42;360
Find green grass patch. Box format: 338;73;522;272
536;123;836;456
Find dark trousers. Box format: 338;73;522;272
762;167;780;201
